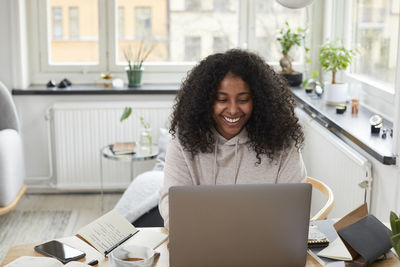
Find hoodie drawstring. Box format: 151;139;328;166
213;138;218;184
234;138;239;184
213;137;240;185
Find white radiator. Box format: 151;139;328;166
296;108;372;219
50;102;172;190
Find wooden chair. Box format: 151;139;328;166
306;176;334;221
0;184;26;215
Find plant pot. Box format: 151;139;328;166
126;68;143;88
325;82;348;105
280;72;303;87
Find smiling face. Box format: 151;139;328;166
213;73;253;140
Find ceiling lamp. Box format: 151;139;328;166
276;0;314;9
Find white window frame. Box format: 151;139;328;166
27;0;310;85
323;0;398;121
32;0;107;73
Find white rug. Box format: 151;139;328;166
0;210;77;263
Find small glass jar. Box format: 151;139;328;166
140;128;152;151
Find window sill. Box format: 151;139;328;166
12;84;180;95
292;87;396;165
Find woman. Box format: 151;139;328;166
159;49;306;228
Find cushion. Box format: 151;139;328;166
0;129;25;206
0;82;19;132
115;128;171;223
114;170;164;222
153;128;171;171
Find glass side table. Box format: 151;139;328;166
99;144;159;212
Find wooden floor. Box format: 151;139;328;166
10;192;123;235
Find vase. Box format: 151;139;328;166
325;82;348;105
280;72;303;87
139;128;152;152
126;68;143;88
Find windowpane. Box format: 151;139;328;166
254;0;304;62
352;0;399;86
116;0;239;64
213;36;229;53
49;0;99;64
69;7;79;40
185;0;201;11
135;7;152;38
185;36;201;61
52;7;63;39
214;0;231;12
118;7;125;39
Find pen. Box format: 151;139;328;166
104;231;139;256
88;259;98;266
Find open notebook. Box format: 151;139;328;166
76;209;167;255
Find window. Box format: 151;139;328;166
351;0;399;88
52;7;62;40
48;0;99;65
135;7;152;38
254;0;305;62
118;7;125;39
214;0;231;12
185;36;201;61
213;36;229;53
28;0;305;83
69;7;79;40
185;0;201;11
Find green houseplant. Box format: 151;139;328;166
390;211;400;258
120;107;152;149
276;21;308;86
319;40;357;104
122;41;155;88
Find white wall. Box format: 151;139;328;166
0;0;13;89
13;94;175;192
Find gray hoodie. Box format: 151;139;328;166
159;129;307;228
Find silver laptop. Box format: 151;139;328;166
169;183;312;267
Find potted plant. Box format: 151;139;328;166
390;211;400;258
302;70;324;96
120;107;153;151
319;40;357;104
122;41;155;88
276;21;308;87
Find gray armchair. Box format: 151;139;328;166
0;81;26;215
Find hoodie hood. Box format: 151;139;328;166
213;127;250;146
212;128;250;184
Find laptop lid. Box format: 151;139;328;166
169;183;312;267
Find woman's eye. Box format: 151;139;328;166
217;99;227;103
238;99;249;103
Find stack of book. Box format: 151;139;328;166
111;142;136;155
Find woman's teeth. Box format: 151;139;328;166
224;116;240;123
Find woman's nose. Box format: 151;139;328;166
227;101;239;115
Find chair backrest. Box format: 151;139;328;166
306;176;334;221
0;81;20;132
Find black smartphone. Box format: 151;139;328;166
34;240;86;264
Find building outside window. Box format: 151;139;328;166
214;0;231;12
185;0;201;11
254;0;304;63
49;0;99;64
135;7;152;38
185;36;201;61
351;0;399;88
69;7;79;40
118;7;125;39
213;36;229;53
30;0;305;81
52;7;63;40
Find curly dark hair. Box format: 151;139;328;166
170;49;304;163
